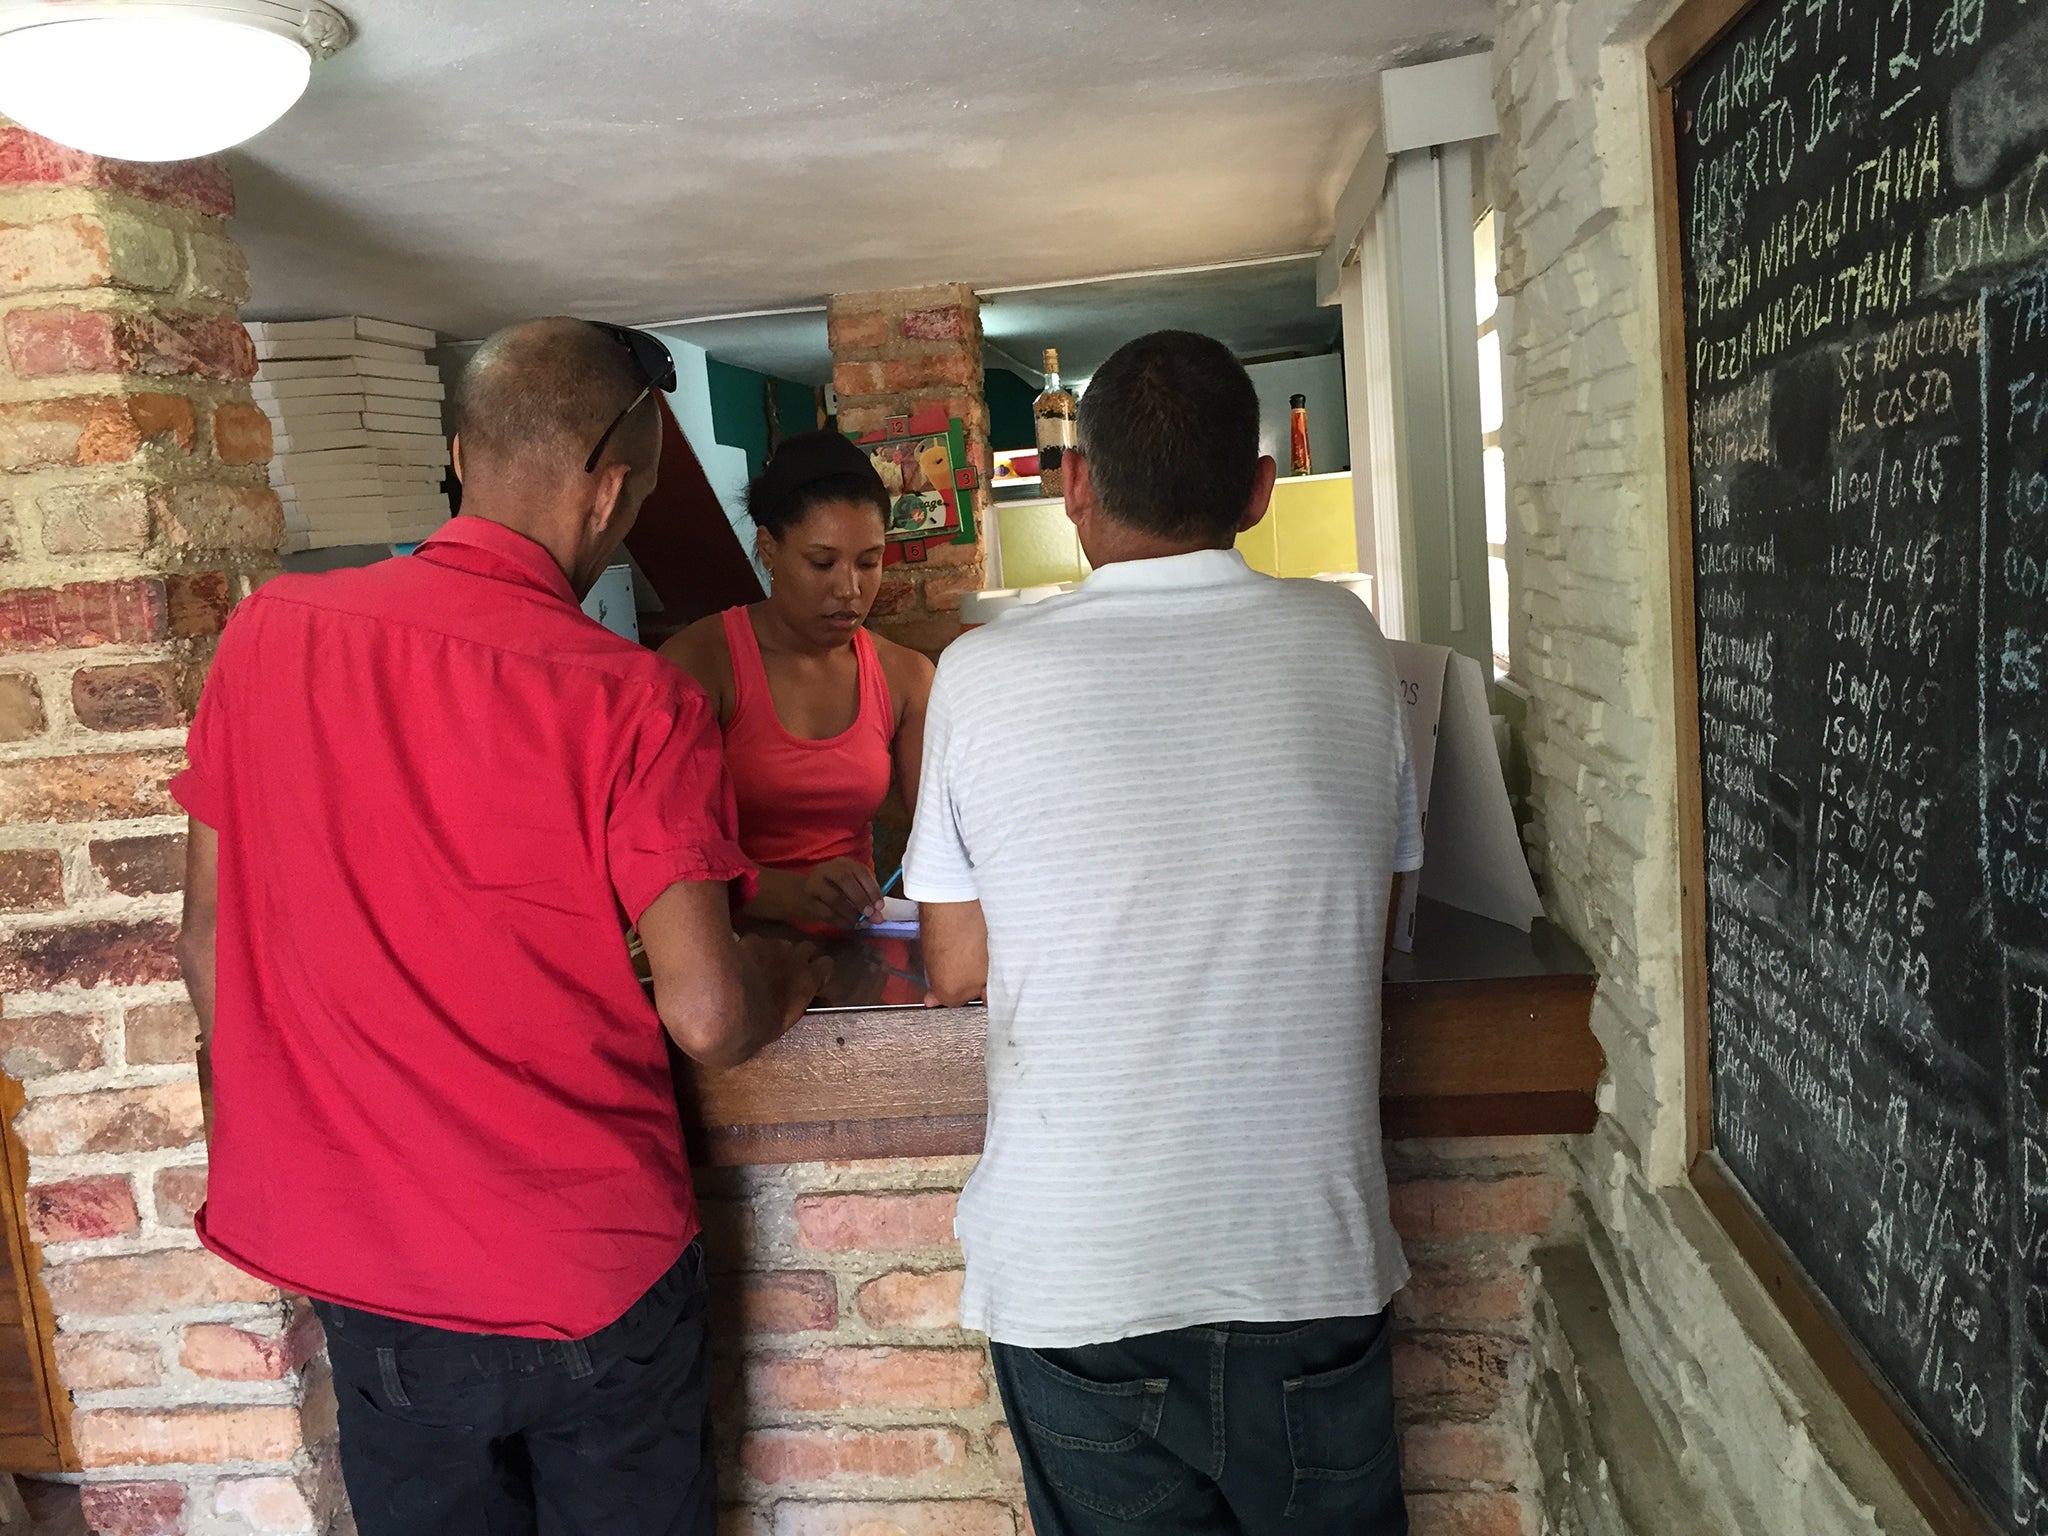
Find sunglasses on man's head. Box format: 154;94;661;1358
584;321;678;474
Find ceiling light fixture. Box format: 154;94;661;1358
0;1;351;163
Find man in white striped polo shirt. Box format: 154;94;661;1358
904;330;1422;1535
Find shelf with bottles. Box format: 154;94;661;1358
991;446;1046;502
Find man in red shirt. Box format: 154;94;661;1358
174;318;824;1536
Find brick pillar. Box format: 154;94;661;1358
0;123;338;1533
827;285;989;658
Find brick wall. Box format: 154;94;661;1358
1492;4;1929;1530
699;1158;1015;1536
0;124;337;1533
1387;1139;1563;1536
826;286;989;659
699;1140;1568;1536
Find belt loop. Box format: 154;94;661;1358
564;1338;594;1380
376;1347;410;1408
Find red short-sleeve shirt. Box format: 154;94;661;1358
174;517;754;1339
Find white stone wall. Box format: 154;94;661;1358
1494;0;1687;1183
1491;2;1934;1531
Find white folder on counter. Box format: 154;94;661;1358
1385;641;1543;951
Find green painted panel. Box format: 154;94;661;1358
985;367;1038;452
705;357;818;481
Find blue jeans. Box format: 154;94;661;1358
312;1242;714;1536
991;1311;1407;1535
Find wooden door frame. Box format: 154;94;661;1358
0;1075;72;1472
1648;2;1996;1530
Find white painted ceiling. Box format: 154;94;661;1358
662;257;1338;385
229;0;1491;343
982;258;1341;379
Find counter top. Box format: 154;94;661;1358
675;899;1603;1166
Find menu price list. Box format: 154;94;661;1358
1675;0;2048;1524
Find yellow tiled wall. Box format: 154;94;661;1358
995;474;1358;587
1242;474;1358;577
993;500;1088;587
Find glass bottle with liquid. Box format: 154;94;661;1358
1033;348;1078;498
1290;394;1313;476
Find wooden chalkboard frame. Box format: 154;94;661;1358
1648;4;1997;1532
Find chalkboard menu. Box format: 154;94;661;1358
1667;0;2048;1527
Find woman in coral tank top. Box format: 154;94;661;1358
660;431;935;930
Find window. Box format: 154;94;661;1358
1474;209;1510;678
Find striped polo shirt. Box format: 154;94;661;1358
904;547;1423;1347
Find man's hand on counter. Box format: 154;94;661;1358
638;882;831;1069
922;899;989;1008
740;932;835;1030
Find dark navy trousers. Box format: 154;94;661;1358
992;1310;1408;1535
313;1242;713;1536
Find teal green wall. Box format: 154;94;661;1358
985;367;1038;452
706;357;818;480
711;358;1034;466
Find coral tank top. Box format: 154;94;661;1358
719;606;895;874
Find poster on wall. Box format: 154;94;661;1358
847;407;978;566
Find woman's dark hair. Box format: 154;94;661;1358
747;429;890;539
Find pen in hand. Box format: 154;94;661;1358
862;866;903;925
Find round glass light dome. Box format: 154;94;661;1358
0;13;313;162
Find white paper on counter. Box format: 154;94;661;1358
862;896;920;936
1386;640;1449;952
1418;651;1543;931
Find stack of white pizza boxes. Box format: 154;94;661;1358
245;317;451;551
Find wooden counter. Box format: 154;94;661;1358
677;900;1603;1166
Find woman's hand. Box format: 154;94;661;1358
747;860;885;929
798;859;886;927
